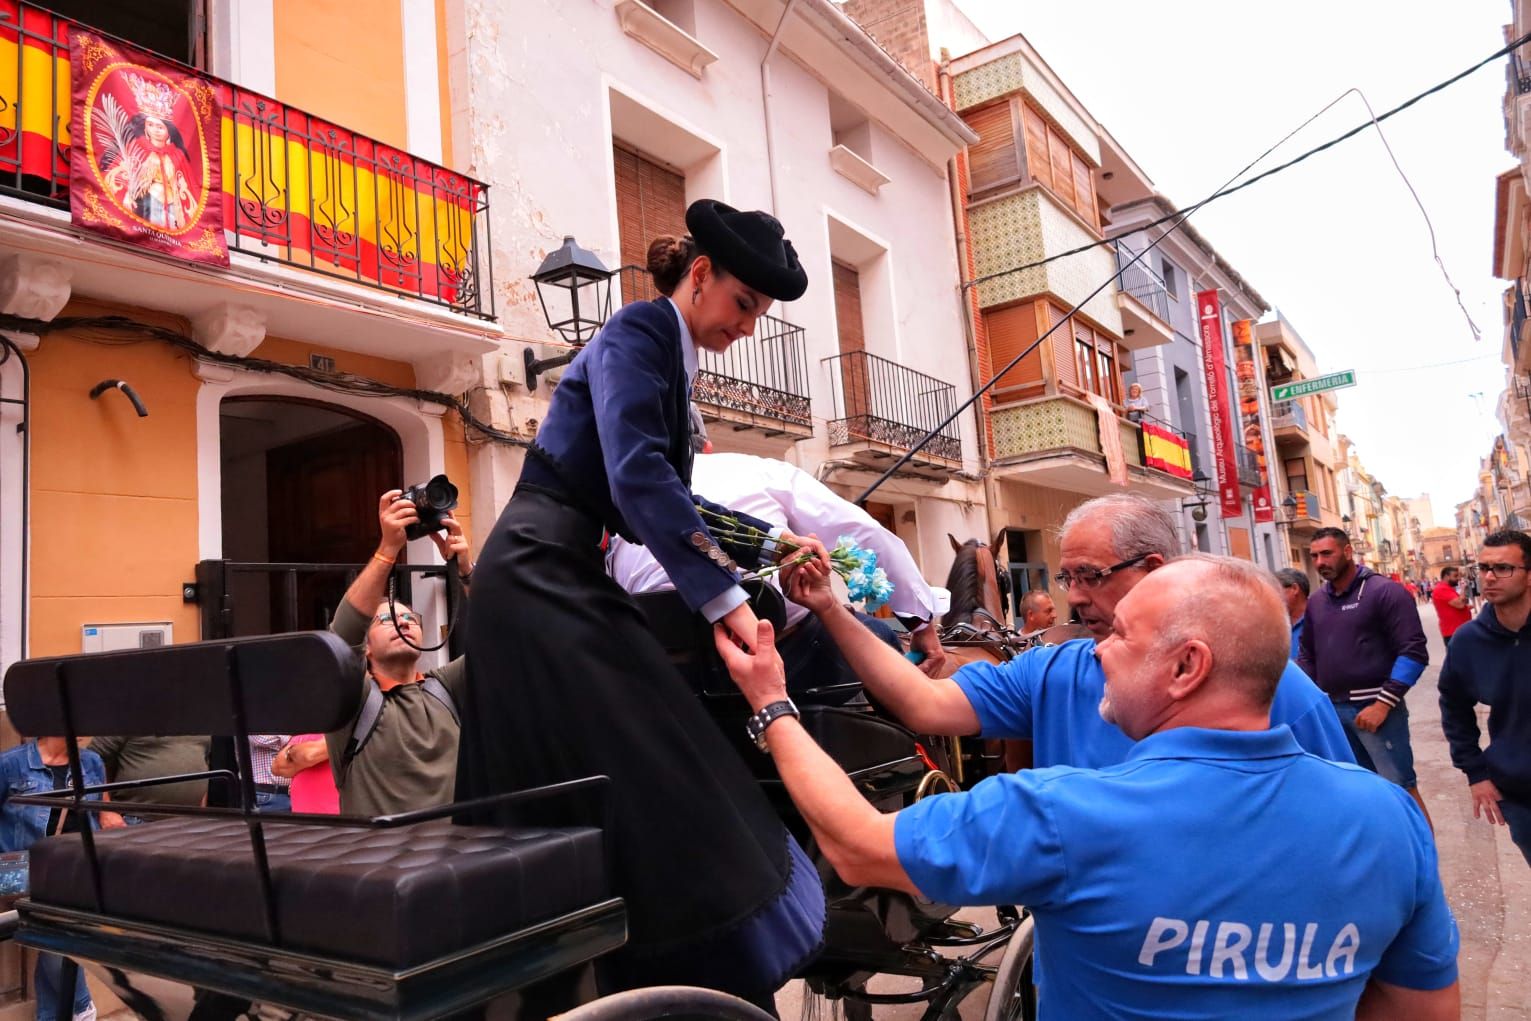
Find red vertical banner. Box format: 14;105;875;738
1232;319;1273;523
1197;290;1242;519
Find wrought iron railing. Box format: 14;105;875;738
1514;49;1531;95
1183;429;1207;479
617;266;812;428
1113;240;1171;324
1235;444;1262;489
822;350;961;462
1135;411;1193;480
0;1;494;319
1271;399;1309;433
1292;489;1320;523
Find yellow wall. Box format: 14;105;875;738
26;303;474;655
273;0;408;151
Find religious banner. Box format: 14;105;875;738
1196;289;1242;519
1232;318;1274;523
69;31;226;263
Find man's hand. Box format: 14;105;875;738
99;811;127;830
377;490;418;559
1470;779;1505;826
1355;701;1391;733
429;514;471;578
783;551;837;616
714;618;789;712
718;601;762;655
777;530;830;570
910;624;949;678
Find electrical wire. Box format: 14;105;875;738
965;29;1531;290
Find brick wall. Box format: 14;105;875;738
838;0;937;94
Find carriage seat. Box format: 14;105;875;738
27;815;609;969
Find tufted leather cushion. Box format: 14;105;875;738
27;817;609;968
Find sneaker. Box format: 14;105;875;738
71;1005;96;1021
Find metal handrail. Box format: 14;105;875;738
1112;240;1171;323
1272;400;1309;432
0;1;495;319
822;350;962;462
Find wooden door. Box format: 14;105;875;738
833;260;871;429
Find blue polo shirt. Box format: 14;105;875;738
894;727;1458;1019
951;639;1355;767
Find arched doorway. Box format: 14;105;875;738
219;397;402;635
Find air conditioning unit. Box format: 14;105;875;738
81;622;172;654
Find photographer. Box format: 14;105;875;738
317;490;470;817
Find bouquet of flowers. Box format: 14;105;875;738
697;507;894;612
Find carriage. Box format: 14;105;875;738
0;577;1063;1021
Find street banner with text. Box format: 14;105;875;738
1232;318;1273;523
1197;290;1242;519
1270;370;1356;402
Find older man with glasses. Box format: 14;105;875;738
1439;528;1531;867
777;493;1353;775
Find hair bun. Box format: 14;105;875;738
646;235;698;297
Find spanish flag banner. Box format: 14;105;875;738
0;3;479;304
1141;421;1193;480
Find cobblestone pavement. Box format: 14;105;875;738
778;604;1531;1020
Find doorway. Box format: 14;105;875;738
220;397;402;635
1003;528;1049;629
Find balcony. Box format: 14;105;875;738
988;393;1192;498
1235;444;1263;489
1111;241;1173;351
1271;399;1309;442
822;350;962;477
0;2;496;357
618;267;812;438
1283;489;1322;534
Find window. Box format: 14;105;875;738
964;102;1021;194
1160;258;1179;301
1075;337;1096;395
962;99;1099;230
1285;458;1308;493
1096;347;1118;403
612;143;686;302
1020;102;1097;228
1067;316;1118;404
51;0;205;65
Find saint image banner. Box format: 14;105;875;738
1232;318;1273;523
69;31;228;265
1196;289;1243;520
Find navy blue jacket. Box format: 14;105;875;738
1438;605;1531;802
523;298;773;613
1298;566;1428;706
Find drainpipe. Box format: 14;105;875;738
760;0;801;216
937;58;1002;547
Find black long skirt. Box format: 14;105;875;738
455;485;820;997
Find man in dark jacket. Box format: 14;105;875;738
1300;527;1431;822
1438;529;1531;867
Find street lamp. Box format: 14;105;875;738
1183;470;1213;522
526;236;615;389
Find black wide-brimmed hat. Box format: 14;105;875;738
685;199;807;302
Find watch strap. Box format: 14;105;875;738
746;699;799;751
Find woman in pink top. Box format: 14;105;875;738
272;735;338;814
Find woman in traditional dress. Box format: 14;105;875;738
455;201;826;1009
109;112;196;229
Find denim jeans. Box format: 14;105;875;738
1500;797;1531;869
34;953;90;1021
254;790;291;814
1333;700;1418;789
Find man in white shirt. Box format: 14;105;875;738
608;451;947;683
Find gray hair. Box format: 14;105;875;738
1061;494;1181;562
1274;568;1309;597
1159;554;1291;708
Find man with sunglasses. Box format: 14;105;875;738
778;493;1351;774
318;490;472;817
1438;529;1531;867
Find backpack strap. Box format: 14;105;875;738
337;675;459;789
419;676;460;725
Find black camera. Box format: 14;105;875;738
400;474;459;540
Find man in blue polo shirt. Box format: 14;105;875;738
780;493;1351;770
716;555;1460;1019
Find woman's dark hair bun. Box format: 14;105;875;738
647;234;699;297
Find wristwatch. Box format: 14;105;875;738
745;699;800;752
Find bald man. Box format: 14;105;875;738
1018;589;1057;634
717;556;1460;1020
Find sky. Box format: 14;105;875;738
954;0;1513;526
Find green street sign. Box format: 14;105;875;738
1270;370;1356;402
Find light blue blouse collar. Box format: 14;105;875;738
664;297;698;388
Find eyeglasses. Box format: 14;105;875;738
373;611;421;627
1053;554;1150;590
1473;563;1528;579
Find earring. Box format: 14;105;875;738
691;285;701;305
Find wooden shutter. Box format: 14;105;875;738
983;302;1044;402
613;143;686;300
1021;105;1052;191
1070;152;1097;228
1047;125;1075;209
965;102;1020;194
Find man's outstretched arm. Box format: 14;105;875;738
1357;979;1458;1021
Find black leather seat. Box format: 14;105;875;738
28;816;610;969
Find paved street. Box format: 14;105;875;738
780;603;1530;1020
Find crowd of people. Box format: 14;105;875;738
12;199;1529;1020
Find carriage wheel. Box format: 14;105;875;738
552;985;777;1020
982;913;1037;1021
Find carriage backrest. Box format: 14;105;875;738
3;631;362;738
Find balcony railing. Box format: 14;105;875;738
1136;412;1194;480
1271;399;1309;434
1291;489;1321;524
1514;49;1531;95
0;2;494;319
823;350;961;463
1113;240;1171;324
1235;444;1262;489
617;266;812;430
